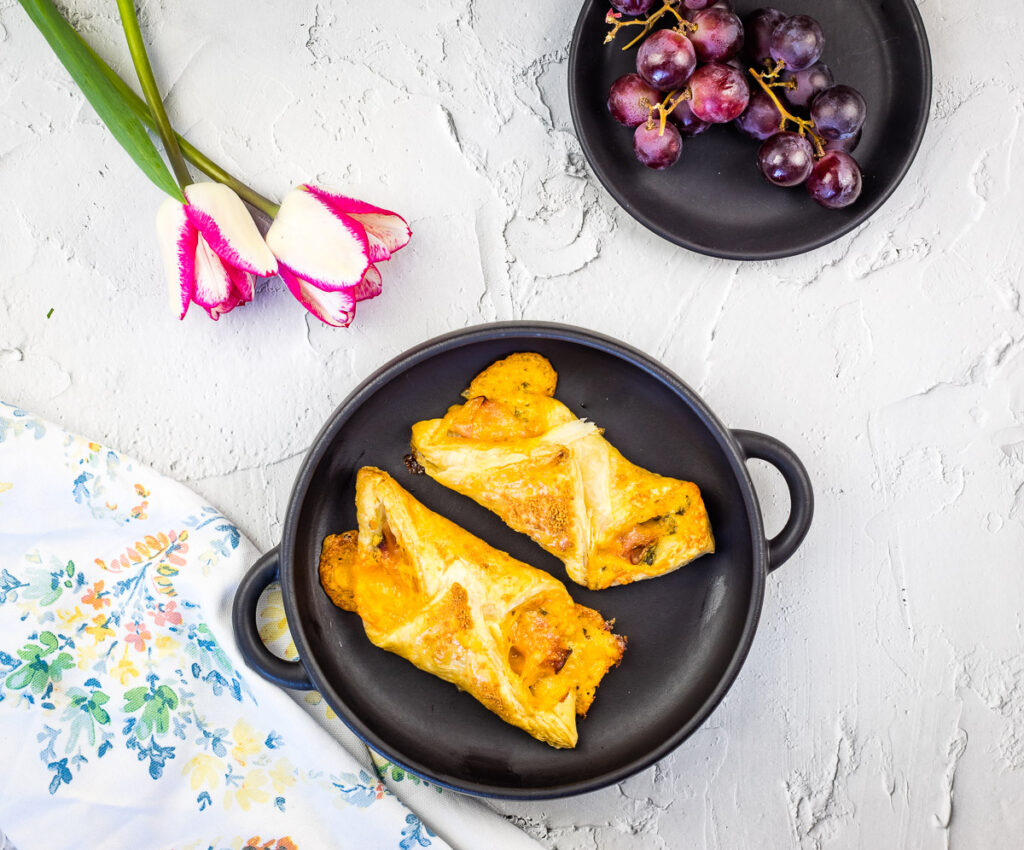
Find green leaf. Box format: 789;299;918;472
39;632;58;654
65;561;74;577
153;704;170;735
122;686;149;713
31;667;51;693
155;684;178;709
91;705;111;725
16;0;183;200
37;585;63;607
17;645;42;663
67;712;87;750
5;666;35;691
49;653;75;681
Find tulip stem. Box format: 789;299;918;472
115;0;192;191
77;31;280;218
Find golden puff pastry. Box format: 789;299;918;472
319;467;625;749
409;353;715;590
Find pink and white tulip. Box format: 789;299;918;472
266;184;411;327
156;182;278;320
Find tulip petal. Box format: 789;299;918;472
184;182;278;276
209;277;251;320
304;185;411;262
352;264;382;302
229;266;255;303
266;187;370;290
279;264;357;328
155;198;198;320
192;236;234;319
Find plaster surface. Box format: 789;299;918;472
1;0;1022;847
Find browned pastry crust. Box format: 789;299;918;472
319;467;625;748
409;353;715;590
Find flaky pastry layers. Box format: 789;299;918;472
319;467;625;749
409;353;715;590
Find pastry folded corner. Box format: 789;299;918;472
319;467;626;749
409;353;715;590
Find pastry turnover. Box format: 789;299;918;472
409;353;715;590
319;467;625;749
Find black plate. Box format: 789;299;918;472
233;323;813;798
568;0;932;259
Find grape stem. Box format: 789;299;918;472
642;88;690;136
748;59;826;157
605;2;696;51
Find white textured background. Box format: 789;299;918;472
2;0;1022;846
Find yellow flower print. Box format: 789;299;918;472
112;647;140;684
268;758;297;794
55;605;87;629
231;719;262;766
303;692;337;722
231;769;270;812
256;587;291;644
257;585;300;661
76;642;99;671
85;615;115;643
183;753;221;792
154;635;178;657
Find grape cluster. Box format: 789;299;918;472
604;1;866;209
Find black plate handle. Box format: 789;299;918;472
732;430;814;573
231;547;315;690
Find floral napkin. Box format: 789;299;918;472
0;402;540;850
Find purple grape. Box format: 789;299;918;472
611;0;655;15
634;121;683;170
806;151;862;208
608;73;661;127
734;90;782;140
688;62;750;124
823;129;862;154
744;8;786;63
684;0;734;22
770;15;825;71
781;61;833;108
683;0;714;8
669;99;711;136
757;132;814;187
810;85;867;140
636;29;697;91
689;8;745;62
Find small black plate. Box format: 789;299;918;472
568;0;932;259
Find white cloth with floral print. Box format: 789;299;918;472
0;403;540;850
